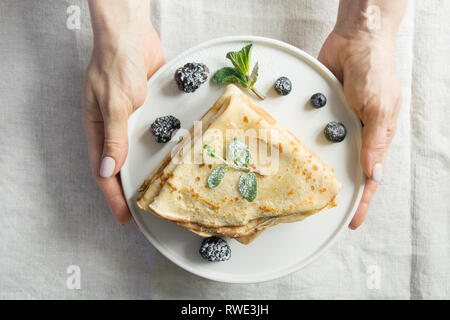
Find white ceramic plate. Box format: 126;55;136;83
121;36;364;283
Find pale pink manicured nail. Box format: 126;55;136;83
372;163;383;183
99;156;115;178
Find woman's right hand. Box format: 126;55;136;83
318;0;406;229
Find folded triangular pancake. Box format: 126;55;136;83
137;84;342;244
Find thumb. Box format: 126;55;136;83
99;105;129;178
360;118;395;183
349;118;395;229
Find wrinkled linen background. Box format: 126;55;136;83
0;0;449;299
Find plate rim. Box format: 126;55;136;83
123;35;364;284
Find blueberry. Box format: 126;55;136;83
150;115;181;143
199;236;231;262
324;121;347;143
274;77;292;96
174;62;209;93
310;93;327;108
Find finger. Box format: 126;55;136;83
83;117;131;225
360;118;395;183
351;116;395;229
96;175;132;225
99;100;130;178
349;179;378;229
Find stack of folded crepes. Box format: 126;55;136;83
137;84;342;244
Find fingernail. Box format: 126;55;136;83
99;156;115;178
372;163;383;182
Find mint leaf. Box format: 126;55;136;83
213;67;248;88
238;172;257;202
207;165;227;188
227;138;252;168
249;61;259;88
226;44;252;75
222;75;249;88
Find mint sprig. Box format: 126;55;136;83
213;44;265;100
203;140;263;202
203;143;263;176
